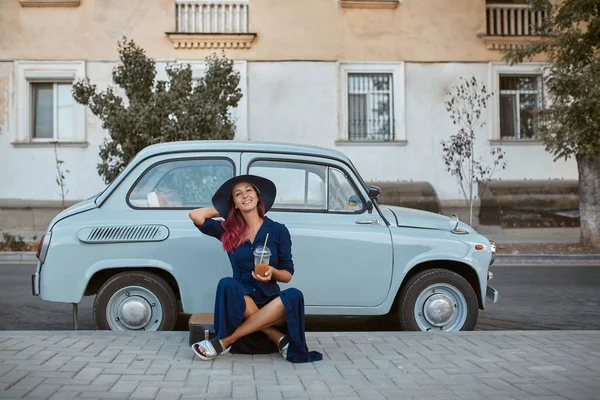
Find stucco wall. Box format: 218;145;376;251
0;0;545;63
0;63;9;131
247;61;577;201
248;62;338;147
0;60;578;202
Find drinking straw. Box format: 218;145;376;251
259;233;269;264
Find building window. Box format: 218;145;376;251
13;61;86;144
31;82;75;140
499;74;542;140
489;62;546;141
339;62;405;142
348;73;394;141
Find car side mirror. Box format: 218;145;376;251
368;186;381;200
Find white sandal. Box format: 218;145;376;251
278;335;290;360
192;338;231;361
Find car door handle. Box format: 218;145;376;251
355;219;380;225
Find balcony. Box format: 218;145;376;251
484;3;549;50
167;0;256;50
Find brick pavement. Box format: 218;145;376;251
1;331;599;400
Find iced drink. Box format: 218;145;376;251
253;246;271;277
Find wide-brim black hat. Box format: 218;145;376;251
212;174;277;219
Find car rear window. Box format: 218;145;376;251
128;158;234;209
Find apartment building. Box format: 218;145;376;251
0;0;576;218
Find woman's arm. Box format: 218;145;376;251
189;207;220;226
270;268;292;283
190;207;225;241
253;224;294;284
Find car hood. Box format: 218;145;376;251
380;204;471;232
48;198;98;230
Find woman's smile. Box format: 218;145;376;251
233;183;258;211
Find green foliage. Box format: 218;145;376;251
73;37;242;184
502;0;600;161
1;233;27;251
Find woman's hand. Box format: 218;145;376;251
252;267;292;283
252;266;274;282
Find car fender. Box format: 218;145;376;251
383;237;490;314
41;258;176;304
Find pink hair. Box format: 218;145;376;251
221;189;265;253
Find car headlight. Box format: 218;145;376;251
489;240;496;266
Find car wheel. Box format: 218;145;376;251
397;268;478;331
93;271;178;331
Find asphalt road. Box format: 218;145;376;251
1;262;599;331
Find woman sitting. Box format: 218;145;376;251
189;174;322;363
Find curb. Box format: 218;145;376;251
0;252;37;262
494;254;600;266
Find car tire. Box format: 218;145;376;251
397;268;478;332
93;271;178;331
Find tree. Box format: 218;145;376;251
73;37;242;184
441;77;506;227
50;141;69;209
502;0;600;248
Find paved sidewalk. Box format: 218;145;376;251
1;331;599;400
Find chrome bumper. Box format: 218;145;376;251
486;285;499;303
489;240;496;266
31;272;39;296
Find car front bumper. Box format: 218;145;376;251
486;285;499;303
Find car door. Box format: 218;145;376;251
101;152;239;313
241;153;393;308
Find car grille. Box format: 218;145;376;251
77;225;169;243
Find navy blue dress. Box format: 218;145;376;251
196;216;322;363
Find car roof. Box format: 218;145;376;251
95;140;356;207
134;140;351;163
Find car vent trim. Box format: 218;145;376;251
77;224;169;243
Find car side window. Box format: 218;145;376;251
128;159;234;208
328;167;364;213
249;161;326;210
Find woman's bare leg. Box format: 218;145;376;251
221;297;285;348
195;296;286;357
243;296;285;344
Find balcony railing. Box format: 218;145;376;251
486;4;549;36
175;0;249;33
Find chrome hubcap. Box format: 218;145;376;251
423;294;454;327
118;297;152;329
106;286;163;331
414;283;467;331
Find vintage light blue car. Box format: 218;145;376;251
32;141;498;332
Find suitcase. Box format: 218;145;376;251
188;313;216;346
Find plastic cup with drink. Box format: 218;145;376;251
253;233;271;278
